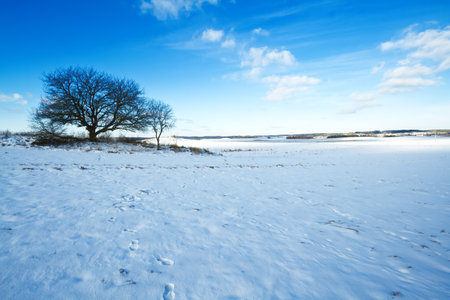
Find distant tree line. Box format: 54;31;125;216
31;66;174;150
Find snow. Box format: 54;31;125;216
1;135;449;299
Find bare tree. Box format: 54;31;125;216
147;100;175;150
30;108;66;138
32;67;149;141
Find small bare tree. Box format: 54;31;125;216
30;109;66;138
147;100;175;150
32;67;149;141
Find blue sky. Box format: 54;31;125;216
1;0;450;136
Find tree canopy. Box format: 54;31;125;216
33;67;150;141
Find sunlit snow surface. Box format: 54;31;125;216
1;136;449;299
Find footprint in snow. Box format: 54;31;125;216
129;240;139;251
119;268;129;275
115;205;127;211
163;283;175;300
122;279;136;286
122;194;140;202
157;257;174;266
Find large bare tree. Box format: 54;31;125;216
147;100;175;150
33;67;149;141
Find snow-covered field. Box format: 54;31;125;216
1;136;449;299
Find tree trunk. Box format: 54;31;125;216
156;137;161;150
88;128;97;142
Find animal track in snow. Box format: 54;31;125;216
129;240;139;251
163;283;175;300
157;257;174;266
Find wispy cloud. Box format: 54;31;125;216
254;1;333;21
339;103;381;115
0;106;25;113
380;77;438;93
221;38;235;48
140;0;218;20
262;75;320;101
382;64;434;78
349;92;378;102
0;93;28;105
201;29;224;42
252;28;269;36
344;91;380;114
437;57;450;72
371;62;385;74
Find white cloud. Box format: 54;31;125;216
381;77;437;87
381;25;450;70
383;64;434;78
262;75;320;101
252;28;269;36
335;25;448;114
241;67;263;80
238;47;297;82
437;57;450;72
350;92;378;102
374;25;450;95
380;77;438;93
201;29;224;42
140;0;218;20
339;103;381;114
227;46;317;101
380;41;394;52
0;93;28;105
221;38;235;48
382;26;450;60
398;58;411;65
379;63;438;94
241;47;296;69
